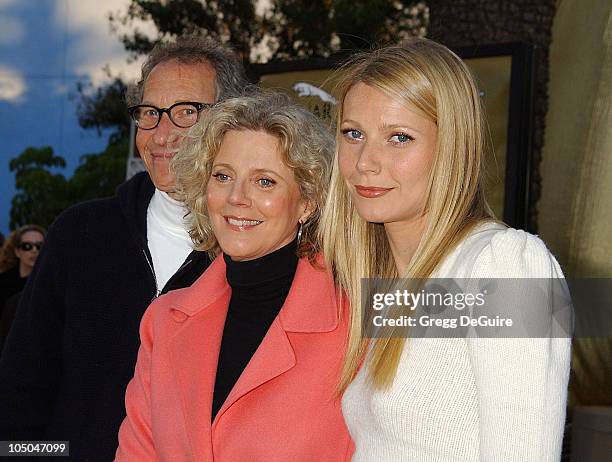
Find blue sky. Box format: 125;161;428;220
0;0;149;235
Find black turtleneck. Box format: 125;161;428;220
211;239;299;420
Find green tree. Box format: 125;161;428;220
9;142;128;229
79;0;426;137
69;139;129;203
269;0;427;59
10;0;429;229
109;0;260;60
77;0;427;138
76;73;131;143
9;147;70;229
109;0;427;62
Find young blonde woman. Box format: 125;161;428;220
321;38;571;461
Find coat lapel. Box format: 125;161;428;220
171;315;223;459
169;256;230;459
167;255;343;451
212;257;340;427
212;317;296;428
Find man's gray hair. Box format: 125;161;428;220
126;34;248;106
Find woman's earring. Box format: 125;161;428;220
296;221;303;245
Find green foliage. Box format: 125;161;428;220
82;0;428;142
9;146;67;173
269;0;428;58
268;0;335;58
9;0;429;229
109;0;260;60
333;0;409;46
70;138;129;203
76;73;130;143
109;0;426;62
9;147;70;229
9;142;128;229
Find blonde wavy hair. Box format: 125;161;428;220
173;90;334;260
320;37;496;391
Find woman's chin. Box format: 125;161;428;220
220;243;258;261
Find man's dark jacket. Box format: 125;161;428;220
0;172;210;461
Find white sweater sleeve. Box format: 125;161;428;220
464;228;571;461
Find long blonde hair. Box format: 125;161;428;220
320;37;495;391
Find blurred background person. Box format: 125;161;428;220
115;91;353;461
0;225;45;306
0;35;247;462
0;225;46;349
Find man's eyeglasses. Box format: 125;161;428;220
127;102;213;130
18;241;43;251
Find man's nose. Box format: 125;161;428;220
152;113;180;146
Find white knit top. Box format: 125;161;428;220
342;223;571;461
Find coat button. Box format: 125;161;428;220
170;309;188;323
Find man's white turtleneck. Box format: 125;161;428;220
146;189;193;292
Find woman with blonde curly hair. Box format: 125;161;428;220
116;90;353;461
320;38;571;461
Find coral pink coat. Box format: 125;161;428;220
115;255;353;461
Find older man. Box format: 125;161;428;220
0;35;248;461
